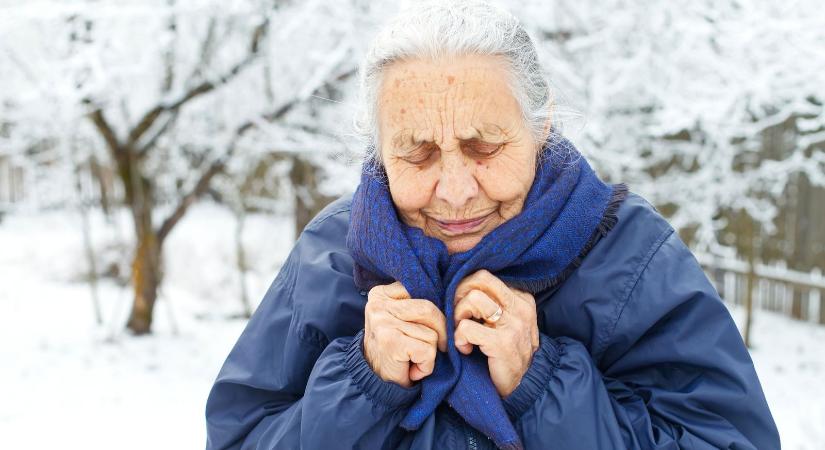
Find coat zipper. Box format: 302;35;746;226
448;401;489;450
464;420;491;450
466;431;479;450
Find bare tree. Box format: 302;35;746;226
1;0;365;333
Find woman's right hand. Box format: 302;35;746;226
363;281;447;387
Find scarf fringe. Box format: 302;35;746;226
507;183;628;295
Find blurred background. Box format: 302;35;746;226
1;0;823;448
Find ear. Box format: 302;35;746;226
541;111;553;141
536;111;553;153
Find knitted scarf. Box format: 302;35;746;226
346;135;626;450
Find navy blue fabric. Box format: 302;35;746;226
346;137;618;450
205;191;780;449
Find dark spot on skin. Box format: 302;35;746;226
418;98;424;104
400;108;405;114
447;75;455;84
395;79;401;87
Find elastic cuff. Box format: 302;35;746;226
344;328;421;410
502;333;563;420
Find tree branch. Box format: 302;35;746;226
127;18;270;151
154;53;356;245
156;97;291;245
183;17;219;86
86;108;121;157
137;113;179;158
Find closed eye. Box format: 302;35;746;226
462;139;504;158
399;142;439;165
395;138;504;165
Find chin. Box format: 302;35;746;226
444;236;483;254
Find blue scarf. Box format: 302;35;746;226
347;135;626;449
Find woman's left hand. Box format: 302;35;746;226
453;270;540;398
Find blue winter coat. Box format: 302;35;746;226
205;192;780;449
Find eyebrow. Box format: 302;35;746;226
390;124;506;149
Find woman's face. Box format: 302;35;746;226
378;54;541;254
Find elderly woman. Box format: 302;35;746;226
205;2;779;449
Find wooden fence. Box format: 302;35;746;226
696;253;825;325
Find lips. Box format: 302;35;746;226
433;211;494;234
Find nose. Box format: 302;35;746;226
434;151;478;210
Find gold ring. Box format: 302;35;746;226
485;305;503;323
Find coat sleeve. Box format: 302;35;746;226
205;215;418;450
502;230;780;449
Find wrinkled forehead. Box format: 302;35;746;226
379;55;511;94
376;56;522;143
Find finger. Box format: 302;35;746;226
387;299;447;352
455;269;512;308
377;281;411;300
511;288;538;319
403;336;437;381
454;318;498;356
454;289;502;326
396;320;440;351
512;287;536;305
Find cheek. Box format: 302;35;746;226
387;166;438;213
477;156;535;202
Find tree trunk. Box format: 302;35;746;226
235;209;252;318
123;165;162;335
289;156;334;237
75;164;103;325
126;226;161;334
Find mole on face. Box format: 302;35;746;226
447;75;455;84
400;108;406;114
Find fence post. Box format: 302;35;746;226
743;220;756;348
820;289;825;325
813;268;825;325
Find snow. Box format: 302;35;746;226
727;305;825;449
1;204;823;449
0;204;291;449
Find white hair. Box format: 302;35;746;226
353;0;554;165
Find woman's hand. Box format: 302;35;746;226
453;270;540;397
363;281;448;387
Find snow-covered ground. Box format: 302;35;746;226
1;205;823;449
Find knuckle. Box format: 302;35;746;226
367;284;386;302
421;326;438;344
413;300;432;316
477;269;495;283
402;301;424;320
422;300;441;317
465;289;482;303
453;302;468;319
425;345;436;360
